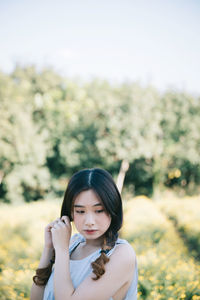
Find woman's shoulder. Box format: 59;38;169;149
103;240;136;290
111;238;137;270
106;238;136;267
115;240;136;260
116;238;136;254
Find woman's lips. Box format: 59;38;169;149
84;230;98;235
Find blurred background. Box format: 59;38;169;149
0;0;200;299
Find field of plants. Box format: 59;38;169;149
0;196;199;300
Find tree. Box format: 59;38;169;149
0;68;50;203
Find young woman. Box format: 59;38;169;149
30;168;138;300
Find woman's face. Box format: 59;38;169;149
72;189;111;241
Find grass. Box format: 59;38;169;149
0;196;199;299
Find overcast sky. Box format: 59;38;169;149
0;0;200;95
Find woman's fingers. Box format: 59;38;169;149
56;220;66;227
47;216;70;233
45;218;60;232
50;218;67;230
50;218;62;227
61;215;70;225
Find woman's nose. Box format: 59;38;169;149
85;213;95;226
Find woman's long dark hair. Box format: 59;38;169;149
60;168;123;279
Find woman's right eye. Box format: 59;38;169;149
75;210;85;214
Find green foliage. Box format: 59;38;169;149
122;196;200;299
158;197;200;261
0;68;51;203
0;65;200;203
0;201;60;300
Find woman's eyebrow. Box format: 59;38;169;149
74;203;102;208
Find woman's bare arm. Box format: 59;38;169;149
30;217;62;300
30;246;54;300
54;243;136;300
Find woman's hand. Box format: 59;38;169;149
44;218;61;249
50;216;72;251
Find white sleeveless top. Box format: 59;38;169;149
43;233;138;300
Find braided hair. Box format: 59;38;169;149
61;168;123;280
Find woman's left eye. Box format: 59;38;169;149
96;209;104;213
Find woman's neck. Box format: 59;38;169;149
84;236;104;248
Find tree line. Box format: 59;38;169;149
0;65;200;203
